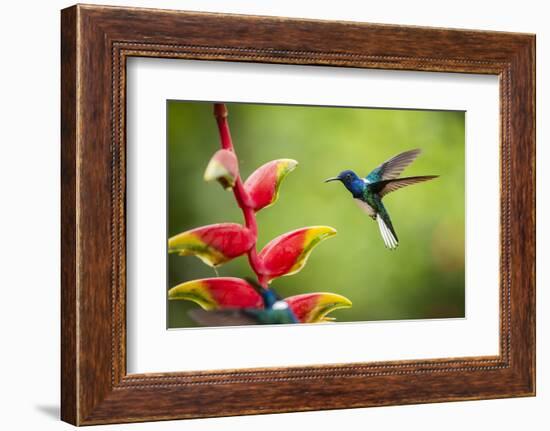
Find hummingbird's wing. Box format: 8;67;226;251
188;308;259;326
365;149;422;182
189;308;298;326
371;175;438;198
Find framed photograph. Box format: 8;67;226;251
61;4;535;425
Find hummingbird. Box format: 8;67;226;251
325;149;438;249
189;279;299;326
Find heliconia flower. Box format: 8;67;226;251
168;277;263;310
244;159;298;211
258;226;337;281
285;292;353;323
203;149;239;190
168;223;255;267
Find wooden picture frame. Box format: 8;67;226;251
61;4;535;425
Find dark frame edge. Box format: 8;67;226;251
61;4;79;426
525;33;536;399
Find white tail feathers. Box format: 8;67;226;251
376;214;398;249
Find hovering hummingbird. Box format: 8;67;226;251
189;279;299;326
325;149;438;250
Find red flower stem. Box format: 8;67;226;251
213;104;233;151
213;103;267;287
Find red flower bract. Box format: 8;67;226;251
244;159;297;211
258;226;337;282
169;277;264;310
168;223;255;267
286;292;352;323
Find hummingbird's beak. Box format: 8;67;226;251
324;177;340;183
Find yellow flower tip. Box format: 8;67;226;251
168;280;217;310
322;292;352;308
274;159;298;185
168;231;201;253
311;292;352;323
305;226;337;242
278;158;298;173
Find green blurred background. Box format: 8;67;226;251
167;101;465;328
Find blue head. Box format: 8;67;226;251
325;170;365;198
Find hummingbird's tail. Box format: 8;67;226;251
376;213;398;249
